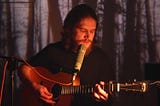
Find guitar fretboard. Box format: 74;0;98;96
61;85;94;95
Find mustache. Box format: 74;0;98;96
76;39;93;43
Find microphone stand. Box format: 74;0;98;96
0;56;22;106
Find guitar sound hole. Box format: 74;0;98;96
51;84;62;98
40;81;44;85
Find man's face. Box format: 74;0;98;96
73;17;97;49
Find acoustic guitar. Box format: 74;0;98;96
18;66;148;106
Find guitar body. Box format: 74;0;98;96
18;66;80;106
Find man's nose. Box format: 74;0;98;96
84;34;89;39
84;31;90;38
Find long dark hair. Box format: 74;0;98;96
61;4;98;48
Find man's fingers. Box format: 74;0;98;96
94;82;109;101
39;86;53;99
40;97;56;105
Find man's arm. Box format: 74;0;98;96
18;64;55;105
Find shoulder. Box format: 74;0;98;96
91;46;107;57
41;41;65;53
90;45;112;64
29;42;63;60
45;41;63;49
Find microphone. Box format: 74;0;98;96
74;44;87;72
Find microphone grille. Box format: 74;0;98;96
74;44;87;71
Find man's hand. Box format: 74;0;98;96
93;81;109;102
32;82;56;105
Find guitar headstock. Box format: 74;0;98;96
108;80;148;93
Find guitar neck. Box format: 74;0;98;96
61;85;94;95
52;81;148;98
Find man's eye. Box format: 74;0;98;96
80;28;87;33
90;30;95;33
